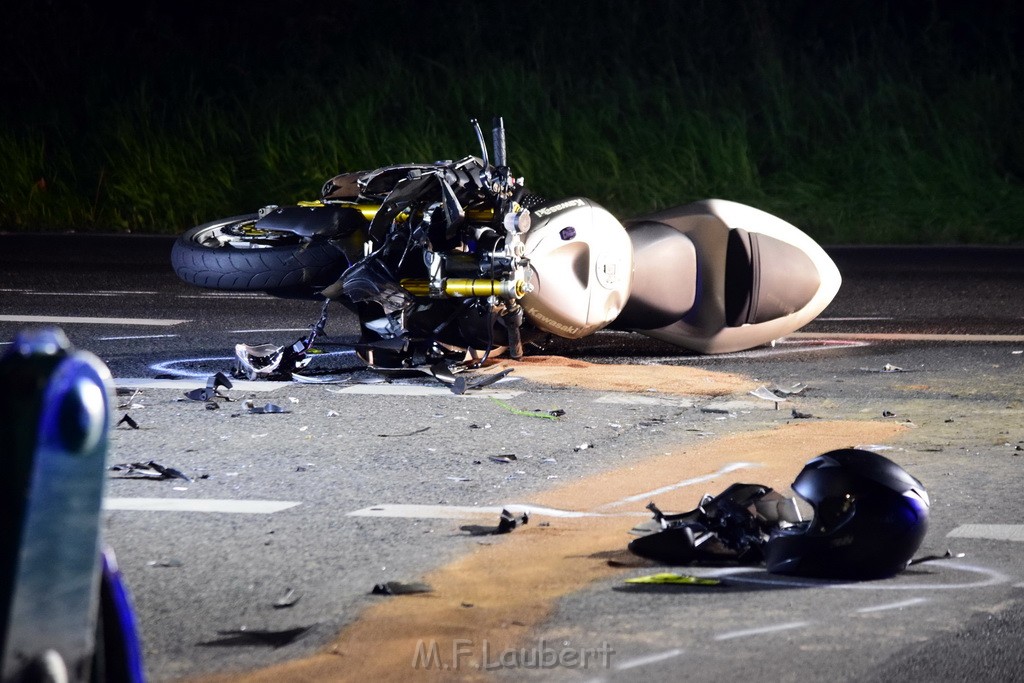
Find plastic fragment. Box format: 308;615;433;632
197;625;314;648
371;581;433;595
491;398;564;419
273;588;301;609
110;460;191;482
377;426;430;437
625;573;722;586
184;371;234;402
117;413;140;429
460;508;528;535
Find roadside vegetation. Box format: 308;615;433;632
1;1;1021;243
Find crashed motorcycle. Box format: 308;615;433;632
171;118;841;378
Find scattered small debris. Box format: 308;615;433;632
146;559;183;568
371;581;433;595
491;398;564;420
185;372;234;402
377;426;430;437
239;400;289;415
273;588;301;609
117;389;143;410
488;454;517;464
460;508;529;536
110;461;191;481
197;625;314;648
450;368;516;395
750;386;788;409
791;409;813;419
117;414;140;429
772;382;808;396
624;573;723;586
882;410;896;418
573;442;595;452
908;549;966;566
860;364;911;373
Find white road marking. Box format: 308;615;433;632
790;332;1024;343
0;314;189;326
947;524;1024;542
856;597;929;613
25;290;160;297
599;462;758;509
708;562;1008;590
614;648;686;671
97;334;179;341
115;377;292;392
713;621;810;641
346;503;644;520
227;328;314;333
595;394;694;408
104;498;300;513
817;317;894;321
327;384;523;398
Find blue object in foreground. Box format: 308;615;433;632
0;328;144;682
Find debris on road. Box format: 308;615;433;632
239;400;290;415
488;454;517;464
273;588;301;609
371;581;433;596
184;372;234;402
790;409;814;419
860;363;911;373
749;385;789;409
197;625;314;648
146;558;183;568
377;426;430;437
460;508;529;536
110;461;191;482
449;368;516;395
117;388;144;410
491;398;565;419
117;413;140;429
624;573;723;587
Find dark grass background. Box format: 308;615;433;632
2;0;1022;243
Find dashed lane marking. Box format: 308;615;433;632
790;332;1024;343
346;503;644;520
104;498;300;513
598;462;758;509
713;621;811;641
856;597;929;613
0;314;189;326
947;524;1024;542
326;383;523;398
115;377;292;392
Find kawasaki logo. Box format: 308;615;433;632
533;198;586;218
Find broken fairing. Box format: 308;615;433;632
628;484;803;566
627;449;931;580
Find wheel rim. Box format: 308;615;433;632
192;218;305;249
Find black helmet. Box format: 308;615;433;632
763;449;930;579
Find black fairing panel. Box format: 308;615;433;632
255;205;368;239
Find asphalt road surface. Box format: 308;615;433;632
2;235;1023;682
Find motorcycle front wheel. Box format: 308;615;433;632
171;213;349;294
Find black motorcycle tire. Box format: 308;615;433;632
171;214;348;293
